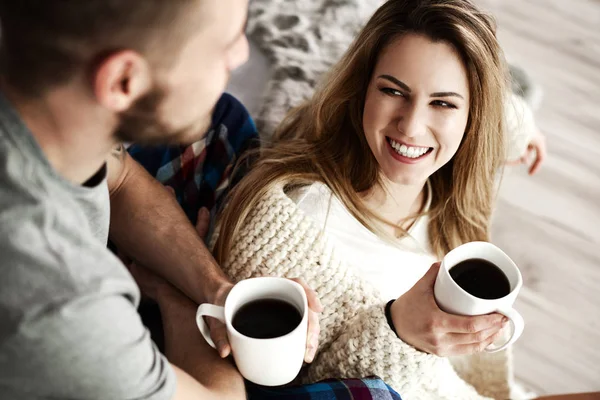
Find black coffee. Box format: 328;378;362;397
449;258;511;300
232;299;302;339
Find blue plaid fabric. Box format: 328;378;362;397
128;92;259;242
246;377;402;400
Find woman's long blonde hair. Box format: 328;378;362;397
215;0;509;263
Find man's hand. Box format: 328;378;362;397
204;283;234;358
289;277;323;363
391;263;507;357
201;277;322;362
176;192;323;362
130;257;323;363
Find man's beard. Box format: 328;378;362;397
115;87;211;146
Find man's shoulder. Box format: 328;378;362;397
0;140;51;221
0;190;67;267
0;215;86;313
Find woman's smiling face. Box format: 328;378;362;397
362;33;470;186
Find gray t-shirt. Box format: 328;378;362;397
0;93;176;399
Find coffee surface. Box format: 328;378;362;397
449;258;511;300
233;299;302;339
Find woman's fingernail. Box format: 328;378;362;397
305;347;315;363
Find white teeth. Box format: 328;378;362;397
389;138;429;159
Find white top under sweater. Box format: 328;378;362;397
289;181;437;300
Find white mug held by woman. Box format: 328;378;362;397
434;241;525;353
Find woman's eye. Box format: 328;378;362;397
431;100;457;109
380;87;404;97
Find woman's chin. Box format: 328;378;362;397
382;170;428;187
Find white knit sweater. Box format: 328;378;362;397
215;184;515;400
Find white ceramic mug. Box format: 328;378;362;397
196;277;308;386
434;241;524;353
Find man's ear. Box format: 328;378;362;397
93;50;152;112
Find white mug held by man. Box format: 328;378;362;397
197;277;315;386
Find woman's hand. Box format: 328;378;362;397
390;262;508;357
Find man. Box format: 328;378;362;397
0;0;321;399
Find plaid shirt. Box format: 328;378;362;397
128;93;259;242
246;377;402;400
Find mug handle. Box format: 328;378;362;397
196;304;226;349
485;307;524;353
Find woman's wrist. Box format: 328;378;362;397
385;299;400;338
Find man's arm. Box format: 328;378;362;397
172;366;245;400
107;144;230;306
160;290;246;400
0;269;244;400
127;255;246;400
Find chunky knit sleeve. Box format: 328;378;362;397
216;185;507;399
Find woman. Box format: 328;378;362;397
214;0;532;398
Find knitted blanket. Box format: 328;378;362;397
216;184;514;400
246;0;383;136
